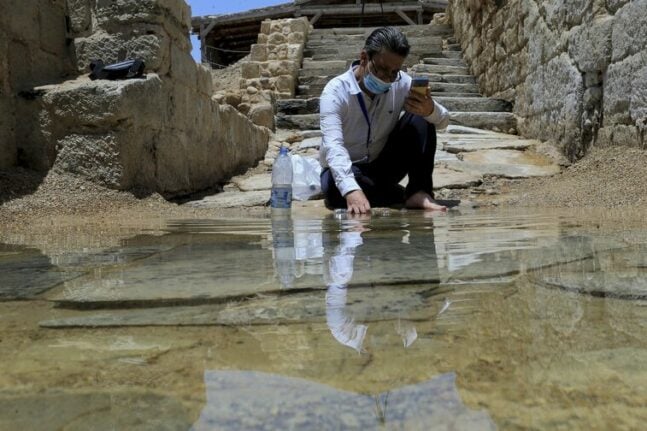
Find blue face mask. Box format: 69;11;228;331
363;71;392;94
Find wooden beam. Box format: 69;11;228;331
299;4;424;15
395;8;416;26
309;11;322;25
200;24;207;63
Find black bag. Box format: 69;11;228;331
89;59;145;80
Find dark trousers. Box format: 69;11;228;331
321;112;438;209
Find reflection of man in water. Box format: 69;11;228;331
324;214;441;353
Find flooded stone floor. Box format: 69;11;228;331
1;208;646;430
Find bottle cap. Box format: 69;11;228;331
279;146;289;155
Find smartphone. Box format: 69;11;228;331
411;77;429;95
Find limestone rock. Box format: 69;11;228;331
444;149;561;178
249;103;275;130
433;168;483;189
233;174;272;192
187;190;270;209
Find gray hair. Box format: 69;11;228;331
363;27;410;59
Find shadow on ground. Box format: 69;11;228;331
0;168;46;205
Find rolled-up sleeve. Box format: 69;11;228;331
320;84;360;197
425;100;450;131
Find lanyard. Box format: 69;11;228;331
356;93;371;160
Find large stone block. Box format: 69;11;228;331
287;32;305;44
168;43;197;86
544;0;591;29
7;2;39;45
611;0;647;61
38;75;165;133
241;62;261;79
74;28;171;75
94;0;190;34
34;73;269;196
604;52;647;124
67;0;93;34
288;18;309;35
630;65;647;131
53;133;125;187
248;103;275;130
73;30;171;74
250;44;268;62
0;97;16;169
606;0;630;13
568;16;613;72
611;124;641;147
38;0;68;56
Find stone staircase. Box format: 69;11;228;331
187;23;562;210
275;24;517;134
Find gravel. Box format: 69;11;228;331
502;146;647;208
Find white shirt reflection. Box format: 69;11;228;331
324;218;418;353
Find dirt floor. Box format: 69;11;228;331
1;145;646;248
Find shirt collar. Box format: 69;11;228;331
341;60;363;96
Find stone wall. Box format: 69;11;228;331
447;0;647;160
0;0;74;169
233;17;311;130
2;0;270;197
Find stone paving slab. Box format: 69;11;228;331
186;190;269;208
444;149;560;178
233;174;271;192
41;283;459;327
533;272;647;300
0;245;83;299
0;390;191;429
433;167;483;189
443;139;536;153
298;136;322;150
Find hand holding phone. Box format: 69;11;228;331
410;76;429;95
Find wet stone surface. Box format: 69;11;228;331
0;244;83;299
2;209;647;430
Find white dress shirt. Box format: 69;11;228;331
319;62;450;197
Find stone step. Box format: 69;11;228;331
422;57;467;67
432;91;483;98
296;85;319;98
446;43;461;51
306;47;444;61
276;111;518;134
410;64;471;75
307;35;443;46
275;113;320;130
424;50;463;59
430;82;480;94
309;24;453;38
302;59;347;70
412;73;476;84
300;62;350;77
297;73;477;91
433;97;512;112
449;112;517;133
276;98;320;115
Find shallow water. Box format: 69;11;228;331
1;208;646;430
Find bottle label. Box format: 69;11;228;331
271;187;292;209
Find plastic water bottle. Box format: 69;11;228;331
271;146;293;212
271;213;296;289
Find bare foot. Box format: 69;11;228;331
405;191;447;211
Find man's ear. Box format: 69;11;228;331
359;50;368;67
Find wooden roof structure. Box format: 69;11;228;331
191;0;448;68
